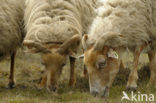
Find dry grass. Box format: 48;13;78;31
0;50;155;103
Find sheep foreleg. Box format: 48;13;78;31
127;45;144;90
148;48;156;87
8;52;16;88
69;56;76;87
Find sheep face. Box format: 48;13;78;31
24;35;80;91
84;47;120;98
82;32;126;97
41;49;67;91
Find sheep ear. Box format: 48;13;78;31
57;35;81;55
107;49;119;59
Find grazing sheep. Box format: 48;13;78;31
82;0;156;97
0;0;25;88
24;0;98;91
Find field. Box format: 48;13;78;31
0;50;155;103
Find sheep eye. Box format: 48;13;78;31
97;61;106;69
99;61;106;67
99;62;106;67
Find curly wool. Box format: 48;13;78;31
87;0;156;49
24;0;98;44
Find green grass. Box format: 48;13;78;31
0;51;155;103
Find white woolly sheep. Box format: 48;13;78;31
0;0;25;88
23;0;98;91
82;0;156;97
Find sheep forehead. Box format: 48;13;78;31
42;52;66;64
85;49;106;63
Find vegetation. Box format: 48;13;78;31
0;51;155;103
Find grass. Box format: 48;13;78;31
0;51;155;103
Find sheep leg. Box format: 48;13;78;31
40;71;47;89
127;45;144;90
46;70;56;92
119;60;125;69
69;56;76;87
8;52;16;88
83;65;88;77
83;49;88;78
148;48;156;87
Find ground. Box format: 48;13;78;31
0;50;155;103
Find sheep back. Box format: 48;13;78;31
24;0;97;44
88;0;155;49
0;0;25;59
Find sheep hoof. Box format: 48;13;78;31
8;82;15;89
126;86;137;92
47;86;57;92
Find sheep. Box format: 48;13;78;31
0;0;25;88
23;0;99;91
82;0;156;97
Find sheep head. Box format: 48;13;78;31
23;35;81;91
82;32;126;98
